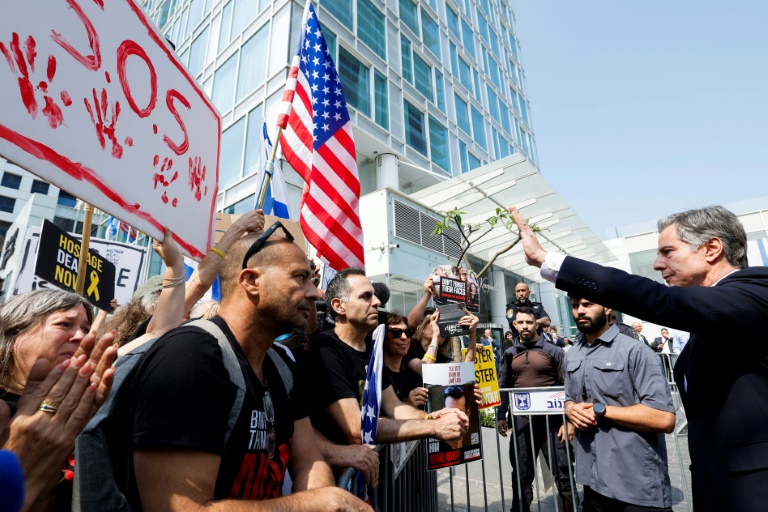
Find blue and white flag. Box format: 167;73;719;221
105;216;120;241
183;257;221;302
255;121;290;219
358;323;385;497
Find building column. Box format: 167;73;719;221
376;153;399;191
489;266;509;328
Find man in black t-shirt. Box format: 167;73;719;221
505;282;551;336
127;228;369;510
302;269;470;480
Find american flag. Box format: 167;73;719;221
278;0;365;271
359;324;384;497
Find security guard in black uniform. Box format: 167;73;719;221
505;282;551;336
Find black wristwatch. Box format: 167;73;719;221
593;403;607;417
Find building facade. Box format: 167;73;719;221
138;0;539;215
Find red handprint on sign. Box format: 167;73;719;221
0;33;65;128
84;87;124;158
188;156;208;202
153;155;179;207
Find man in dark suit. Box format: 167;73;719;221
631;322;650;345
509;205;768;512
651;328;672;353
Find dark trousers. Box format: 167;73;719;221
583;487;672;512
509;415;577;512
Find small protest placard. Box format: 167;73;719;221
437;302;469;338
423;362;482;470
462;346;501;409
34;219;115;310
431;264;480;313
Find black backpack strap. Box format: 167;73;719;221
186;320;246;447
266;347;293;396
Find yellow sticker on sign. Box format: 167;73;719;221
462;345;501;409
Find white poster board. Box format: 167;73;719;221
12;226;146;306
509;387;566;416
0;1;220;260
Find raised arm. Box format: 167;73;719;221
406;277;436;328
460;310;480;363
184;210;265;316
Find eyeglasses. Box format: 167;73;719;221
262;382;276;460
242;221;295;269
386;327;414;338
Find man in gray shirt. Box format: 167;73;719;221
564;294;676;511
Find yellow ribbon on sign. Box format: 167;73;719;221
87;270;100;301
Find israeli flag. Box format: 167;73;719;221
255;121;290;219
183;257;221;302
105;216;120;241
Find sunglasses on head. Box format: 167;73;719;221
242;221;295;269
387;327;414;338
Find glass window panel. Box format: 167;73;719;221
188;27;209;77
458;56;472;91
520;98;529;125
31;179;50;195
232;0;258;35
473;68;481;98
404;100;426;155
471;106;487;149
179;8;189;42
399;0;419;35
487;85;499;122
374;70;389;129
258;0;270;11
468;152;481;171
461;19;475;59
57;190;77;207
220;117;245;188
434;70;445;112
338;47;370;117
454;94;470;134
413;53;432;100
428;116;449;171
212;53;238;113
218;1;233;52
477;14;489;44
421;9;440;58
243;104;264;176
321;23;337;60
459;141;468;173
358;0;386;59
187;0;204;32
501;102;511;134
324;0;353;30
449;42;458;77
1;172;21;190
446;6;460;38
236;23;269;101
223;194;255;214
401;35;412;83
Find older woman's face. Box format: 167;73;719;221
14;305;91;383
385;322;410;357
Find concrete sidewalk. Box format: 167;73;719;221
436;413;692;512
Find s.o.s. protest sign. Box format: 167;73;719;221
0;1;220;259
35;219;115;310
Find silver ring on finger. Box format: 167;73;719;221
39;399;60;414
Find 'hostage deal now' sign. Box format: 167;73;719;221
35;219;115;310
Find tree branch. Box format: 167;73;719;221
476;236;522;279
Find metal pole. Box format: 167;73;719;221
256;125;284;209
495;406;507;512
75;203;95;295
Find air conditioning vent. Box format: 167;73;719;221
393;200;463;260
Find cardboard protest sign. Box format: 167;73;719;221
423;362;482;470
0;1;220;260
462;346;501;409
431;264;480;313
35;219;115;310
12;225;146;306
214;213;307;252
436;302;469;338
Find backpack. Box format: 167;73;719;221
72;319;293;511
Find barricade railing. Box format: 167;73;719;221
337;385;692;511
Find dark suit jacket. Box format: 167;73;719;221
556;257;768;510
651;336;670;352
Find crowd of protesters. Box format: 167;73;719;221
1;203;764;511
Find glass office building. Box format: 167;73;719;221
138;0;540;216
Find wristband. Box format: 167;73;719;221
428;344;438;351
424;353;437;362
210;247;225;258
425;413;431;420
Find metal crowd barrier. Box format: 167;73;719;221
337;384;693;511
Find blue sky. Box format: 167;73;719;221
511;1;768;238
